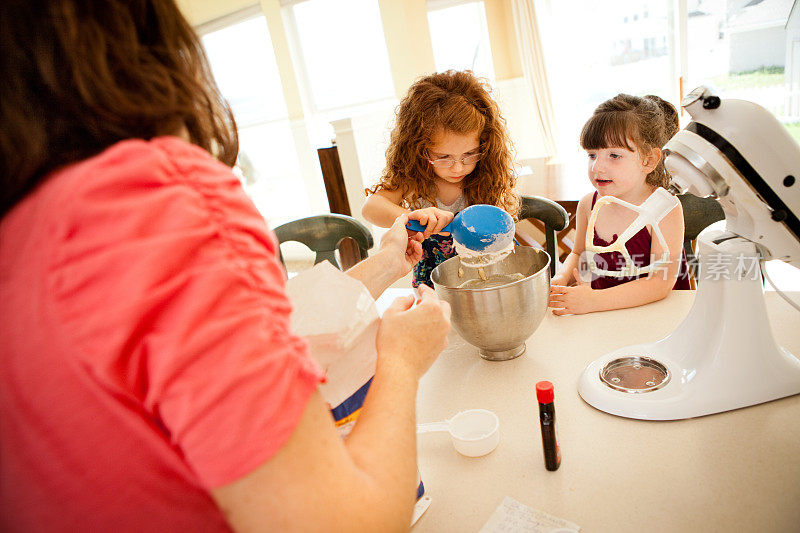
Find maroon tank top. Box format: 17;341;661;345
589;192;690;290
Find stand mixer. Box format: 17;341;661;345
578;86;800;420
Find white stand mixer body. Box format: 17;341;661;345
578;232;800;420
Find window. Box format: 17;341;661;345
236;123;311;223
283;0;399;152
536;0;674;160
537;0;799;157
685;0;797;141
201;14;311;227
427;0;495;82
202;15;288;126
288;0;395;111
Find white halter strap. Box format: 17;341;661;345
581;188;679;281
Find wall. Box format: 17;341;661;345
177;0;257;25
729;26;786;72
484;0;522;80
377;0;437;98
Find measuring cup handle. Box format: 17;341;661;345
416;421;450;434
405;220;453;233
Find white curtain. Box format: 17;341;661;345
511;0;558;161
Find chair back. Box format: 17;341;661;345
677;193;725;282
273;214;374;270
517;195;570;276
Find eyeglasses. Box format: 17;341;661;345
426;150;483;168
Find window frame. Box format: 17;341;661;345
281;0;397;115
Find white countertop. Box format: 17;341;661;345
389;290;800;533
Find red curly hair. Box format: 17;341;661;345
367;70;519;216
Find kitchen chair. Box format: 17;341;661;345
677;193;725;286
516;195;570;277
273;213;374;271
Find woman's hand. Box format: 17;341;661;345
376;284;451;379
549;268;597;315
408;207;454;239
378;214;424;278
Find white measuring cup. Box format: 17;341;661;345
417;409;500;457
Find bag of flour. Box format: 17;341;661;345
286;261;379;437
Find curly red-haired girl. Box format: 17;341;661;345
363;70;519;288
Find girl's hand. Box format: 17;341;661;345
408;207;454;239
549;268;597;315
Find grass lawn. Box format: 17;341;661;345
707;67;800;143
710;66;784;89
784;123;800;144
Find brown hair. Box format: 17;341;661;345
367;70;519;216
580;94;679;188
0;0;238;217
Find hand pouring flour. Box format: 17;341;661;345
406;204;519;287
286;261;431;524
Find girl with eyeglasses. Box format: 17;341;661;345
363;70;520;288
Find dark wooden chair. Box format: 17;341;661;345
516;195;570;276
273;214;374;271
677;193;725;286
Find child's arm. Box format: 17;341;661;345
549;202;686;315
362;189;409;228
362;189;454;239
550;193;592;286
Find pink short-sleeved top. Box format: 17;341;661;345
0;137;325;531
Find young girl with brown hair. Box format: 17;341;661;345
548;94;690;315
362;70;519;288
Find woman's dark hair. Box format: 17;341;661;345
580;93;679;188
0;0;238;217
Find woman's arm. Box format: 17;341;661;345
347;214;423;299
362;188;409;228
550;201;686;315
210;208;450;532
211;285;451;533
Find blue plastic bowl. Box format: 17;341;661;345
406;204;514;252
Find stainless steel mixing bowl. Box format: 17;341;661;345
431;246;550;361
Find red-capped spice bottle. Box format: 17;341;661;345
536;381;561;471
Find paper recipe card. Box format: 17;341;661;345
479;496;580;533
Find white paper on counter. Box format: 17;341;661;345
286;261;378;409
479;496;580;533
412;495;431;526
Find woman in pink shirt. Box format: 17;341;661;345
0;1;451;531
